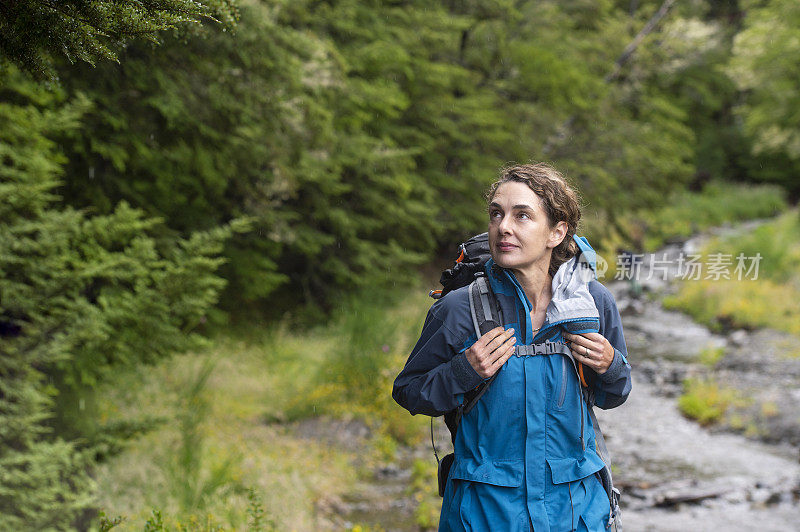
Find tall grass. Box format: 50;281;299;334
623;181;786;251
92;278;435;529
169;359;239;515
282;284;433;445
663;209;800;335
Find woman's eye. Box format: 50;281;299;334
489;210;501;219
517;212;530;220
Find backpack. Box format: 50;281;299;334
430;233;622;530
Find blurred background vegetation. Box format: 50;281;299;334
1;0;799;529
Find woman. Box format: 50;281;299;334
393;163;632;531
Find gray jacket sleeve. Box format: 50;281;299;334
392;292;484;416
589;282;632;409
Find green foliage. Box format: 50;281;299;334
0;0;238;80
633;180;786;251
99;512;124;531
45;0;767;313
663;210;800;335
678;378;738;426
144;510;166;532
140;508;231;531
664;277;800;335
168;359;239;515
246;487;278;532
698;346;726;367
57;0;441;310
637;14;748;184
729;0;800;192
91;325;385;528
0;66;237;528
282;283;431;444
543;5;696;218
714;209;800;283
408;459;441;530
0;67;95;529
3;0;798;319
0;438;95;530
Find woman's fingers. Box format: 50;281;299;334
564;332;601;355
491;335;516;364
478;328;516;376
567;332;614;373
572;350;597;369
474;326;506;350
485;327;514;354
466;327;516;377
490;341;516;371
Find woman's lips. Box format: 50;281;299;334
497;243;517;251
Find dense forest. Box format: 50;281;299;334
2;0;799;529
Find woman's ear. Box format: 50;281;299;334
548;221;568;249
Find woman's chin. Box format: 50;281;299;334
492;255;519;270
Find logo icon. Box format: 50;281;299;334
576;251;608;282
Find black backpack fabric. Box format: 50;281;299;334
432;232;491;300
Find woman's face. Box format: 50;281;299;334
488;181;567;274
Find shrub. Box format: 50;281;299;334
677;378;738;426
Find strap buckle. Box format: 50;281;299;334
515;341;564;356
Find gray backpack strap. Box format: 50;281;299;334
590;407;611;464
545;342;588;452
584;392;622;529
469;275;501;337
458;276;502;419
590;406;621;529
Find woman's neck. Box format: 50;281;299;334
512;265;552;315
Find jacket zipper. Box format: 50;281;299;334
496;265;592;451
557;356;568;408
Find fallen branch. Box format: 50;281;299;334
654;488;727;507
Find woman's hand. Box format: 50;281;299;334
564;332;614;374
465;327;516;378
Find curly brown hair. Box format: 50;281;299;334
487;163;582;277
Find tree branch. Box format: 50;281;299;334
542;0;678;155
605;0;678;82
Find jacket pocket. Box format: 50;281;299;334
546;455;606;485
449;458;524;487
547;456;610;531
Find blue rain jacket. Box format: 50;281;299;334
393;255;631;531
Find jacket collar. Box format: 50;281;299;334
485;250;599;341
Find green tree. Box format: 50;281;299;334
0;67;239;528
729;0;800;194
0;0;237;80
47;0;756;312
55;0;492;309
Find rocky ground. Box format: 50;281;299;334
599;276;800;531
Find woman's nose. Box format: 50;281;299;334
498;215;512;234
